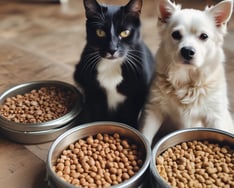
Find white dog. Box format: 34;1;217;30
139;0;234;145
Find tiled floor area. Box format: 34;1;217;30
0;0;233;187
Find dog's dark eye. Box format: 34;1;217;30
171;31;182;40
199;33;208;41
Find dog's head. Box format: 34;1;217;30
157;0;233;68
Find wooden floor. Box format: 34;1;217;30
0;0;233;187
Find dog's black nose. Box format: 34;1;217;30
180;47;195;61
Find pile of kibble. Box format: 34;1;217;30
0;87;73;123
52;133;144;188
156;140;234;188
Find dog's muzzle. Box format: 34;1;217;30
180;47;196;62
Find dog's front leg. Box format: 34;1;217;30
206;111;234;134
138;109;164;146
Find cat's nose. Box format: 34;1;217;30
109;49;117;55
180;47;195;61
109;41;118;56
106;49;118;59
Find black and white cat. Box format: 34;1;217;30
74;0;154;128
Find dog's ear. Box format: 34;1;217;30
207;0;233;27
158;0;181;23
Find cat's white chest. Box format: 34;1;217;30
97;58;126;110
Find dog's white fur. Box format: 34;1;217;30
139;0;234;145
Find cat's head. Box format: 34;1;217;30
83;0;142;59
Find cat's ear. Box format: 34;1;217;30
158;0;181;23
83;0;101;18
206;0;233;28
125;0;142;15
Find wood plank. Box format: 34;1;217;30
0;41;74;92
0;137;49;188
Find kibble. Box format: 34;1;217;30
53;133;144;188
0;86;74;123
156;140;234;188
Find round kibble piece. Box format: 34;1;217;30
156;140;234;188
53;133;144;187
0;86;74;123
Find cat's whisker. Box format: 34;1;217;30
126;59;140;73
128;48;146;56
125;53;142;80
80;52;100;74
83;52;99;66
125;59;139;81
84;55;100;72
127;49;143;60
127;51;142;67
89;56;100;72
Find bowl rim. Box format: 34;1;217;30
47;121;151;188
0;119;76;144
0;80;83;131
150;128;234;187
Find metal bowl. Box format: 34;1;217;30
0;80;83;144
0;121;76;144
150;128;234;188
47;122;151;188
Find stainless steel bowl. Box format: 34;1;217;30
0;80;83;144
150;128;234;188
47;122;151;188
0;121;76;144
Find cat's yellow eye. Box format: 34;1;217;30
120;30;130;38
96;29;106;37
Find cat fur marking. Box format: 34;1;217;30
97;58;126;110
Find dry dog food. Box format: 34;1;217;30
0;87;73;123
53;133;144;188
156;140;234;188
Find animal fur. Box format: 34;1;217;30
139;0;234;145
